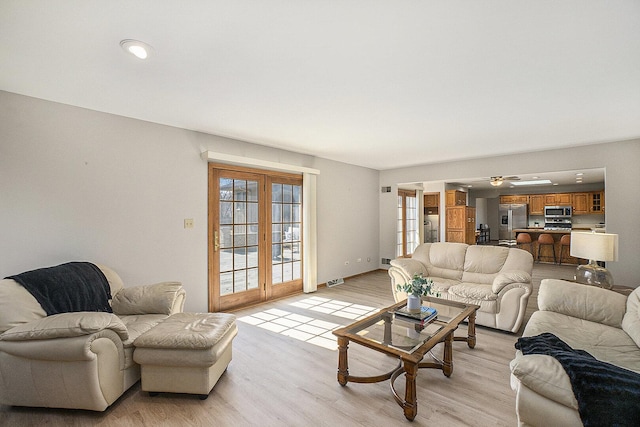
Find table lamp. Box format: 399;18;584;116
570;231;618;289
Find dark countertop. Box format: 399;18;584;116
513;228;591;234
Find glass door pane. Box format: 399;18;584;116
211;169;265;311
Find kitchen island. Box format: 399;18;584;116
512;228;590;264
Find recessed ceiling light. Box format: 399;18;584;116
576;173;584;176
120;39;153;59
532;176;539;179
553;183;559;186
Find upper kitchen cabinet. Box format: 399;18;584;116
424;193;439;215
590;191;605;213
572;193;590;215
500;195;529;204
446;190;467;207
529;194;545;215
543;193;572;206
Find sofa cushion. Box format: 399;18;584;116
0;312;128;341
112;282;183;315
430;278;462;294
524;310;640;373
622;288;640;348
449;283;497;301
118;314;168;346
418;243;467;281
0;278;46;334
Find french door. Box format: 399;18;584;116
208;164;303;312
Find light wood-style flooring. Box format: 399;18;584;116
0;263;576;426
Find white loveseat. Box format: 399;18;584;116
510;279;640;426
0;263;185;411
388;242;534;332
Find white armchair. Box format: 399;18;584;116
0;263;185;411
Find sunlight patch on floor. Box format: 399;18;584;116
237;297;379;350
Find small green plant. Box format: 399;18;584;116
396;274;436;297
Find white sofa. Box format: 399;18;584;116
510;279;640;426
388;242;534;332
0;263;185;411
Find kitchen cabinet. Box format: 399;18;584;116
556;193;572;205
572;193;589;215
446;206;476;244
424;193;439;215
446;190;466;207
500;191;604;215
529;195;545;215
543;193;571;206
500;195;528;204
590;191;605;213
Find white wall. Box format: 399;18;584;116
379;139;640;287
0;91;380;311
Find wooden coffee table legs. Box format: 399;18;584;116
453;310;476;348
338;332;457;421
337;336;349;386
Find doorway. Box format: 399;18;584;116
208;164;303;312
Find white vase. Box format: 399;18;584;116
406;294;421;313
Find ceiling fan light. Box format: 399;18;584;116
490;177;504;186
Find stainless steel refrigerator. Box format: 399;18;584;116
499;204;528;244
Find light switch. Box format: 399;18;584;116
184;219;194;229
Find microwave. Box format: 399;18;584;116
545;205;572;218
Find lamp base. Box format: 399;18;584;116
574;260;614;290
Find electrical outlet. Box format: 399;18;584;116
184;218;194;229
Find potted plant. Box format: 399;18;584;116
396;274;436;313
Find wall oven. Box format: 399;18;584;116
544;205;572;218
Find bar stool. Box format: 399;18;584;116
558;234;571;265
537;233;557;264
516;233;533;256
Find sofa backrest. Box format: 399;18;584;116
0;278;46;334
412;243;468;280
0;264;125;334
461;245;510;284
461;245;533;285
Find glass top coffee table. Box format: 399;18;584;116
332;296;479;421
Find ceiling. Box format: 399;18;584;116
1;1;639;170
444;168;605;191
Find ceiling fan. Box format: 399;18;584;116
489;176;520;187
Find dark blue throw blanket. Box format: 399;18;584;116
516;333;640;427
7;262;112;315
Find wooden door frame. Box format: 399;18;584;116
208;163;303;312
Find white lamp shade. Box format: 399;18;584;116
570;232;618;262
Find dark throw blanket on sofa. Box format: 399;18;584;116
7;262;112;315
516;332;640;427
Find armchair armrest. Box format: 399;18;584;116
0;312;128;341
0;329;125;365
112;282;185;315
389;258;428;278
538;279;627;327
492;270;532;294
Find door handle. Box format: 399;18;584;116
214;230;220;252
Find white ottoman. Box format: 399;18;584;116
133;312;237;398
